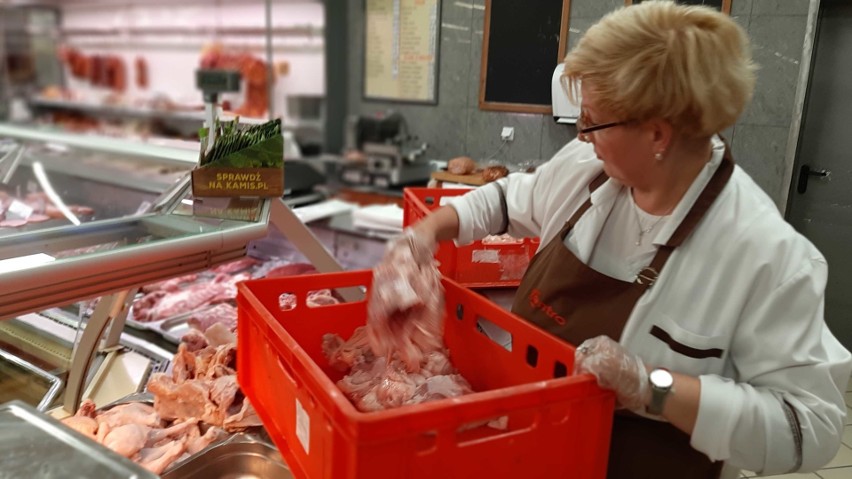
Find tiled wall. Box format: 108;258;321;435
346;0;811;206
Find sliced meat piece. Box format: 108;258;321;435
25;213;50;223
187;304;237;333
141;273;199;294
264;262;317;278
210;257;259;274
0;218;27;227
203;322;236;348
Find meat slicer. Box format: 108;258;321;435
340;112;432;188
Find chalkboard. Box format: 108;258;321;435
479;0;571;114
627;0;731;14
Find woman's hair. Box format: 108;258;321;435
563;0;757;138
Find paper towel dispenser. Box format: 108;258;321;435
551;63;580;125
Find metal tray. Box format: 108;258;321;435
161;433;292;479
0;400;158;479
156;314;193;345
0;348;62;411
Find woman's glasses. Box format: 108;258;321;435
576;114;633;142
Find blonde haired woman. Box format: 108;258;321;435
376;1;851;477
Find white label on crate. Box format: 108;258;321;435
472;249;500;264
295;398;310;454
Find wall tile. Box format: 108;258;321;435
567;17;598;52
740;47;802;126
441;0;476;23
540;118;577;159
730;0;753;16
752;0;810;16
437;20;473;108
467;2;486;110
730;124;790;203
570;0;628;19
464;110;543;167
403;105;468;159
749;14;808;60
344;2;812;199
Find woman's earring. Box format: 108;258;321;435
655;152;664;161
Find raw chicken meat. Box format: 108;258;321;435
325;245;489;414
367;243;445;371
62;415;98;440
103;423;149;458
62;400;211;475
136;439;188;475
148;341;260;432
323;327;474;413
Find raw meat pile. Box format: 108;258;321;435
323;327;473;412
0;191;95;228
147;341;261;433
130;257;263;323
132;272;251;323
322;244;476;412
64;318;261;474
130;258;322;324
62;399;228;475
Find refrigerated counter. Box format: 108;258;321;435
0;123;349;418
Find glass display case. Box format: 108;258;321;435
0;124;273;413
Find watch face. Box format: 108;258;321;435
650;369;674;388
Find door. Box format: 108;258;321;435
786;0;852;349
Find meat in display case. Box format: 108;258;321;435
0;124;352;476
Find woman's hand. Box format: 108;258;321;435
389;227;438;266
574;335;650;412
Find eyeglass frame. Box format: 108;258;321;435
576;114;634;141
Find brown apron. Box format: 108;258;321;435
511;147;735;479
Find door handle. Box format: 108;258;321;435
797;164;831;194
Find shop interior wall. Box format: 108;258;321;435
344;0;811;208
59;0;325;122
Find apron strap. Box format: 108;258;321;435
566;171;609;229
634;149;735;288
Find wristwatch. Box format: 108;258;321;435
647;368;674;415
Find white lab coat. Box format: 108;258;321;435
449;136;852;475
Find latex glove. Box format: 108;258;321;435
388;227;437;266
370;227;437;314
574;335;650;412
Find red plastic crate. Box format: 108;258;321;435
403;187;540;288
237;270;614;479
